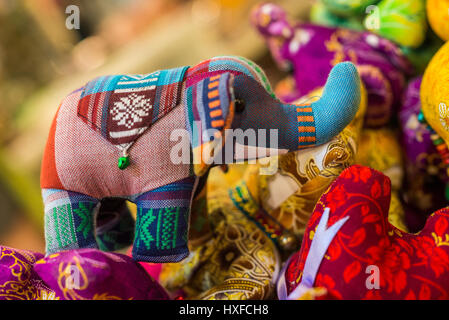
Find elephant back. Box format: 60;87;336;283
185;56;275;97
77;66;189;153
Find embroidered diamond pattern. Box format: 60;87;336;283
110;93;152;129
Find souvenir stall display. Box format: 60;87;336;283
1;0;449;301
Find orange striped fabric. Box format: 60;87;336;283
297;105;316;149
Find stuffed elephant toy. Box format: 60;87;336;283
279;165;449;300
41;56;361;263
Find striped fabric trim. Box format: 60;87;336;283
185;56;274;96
185;73;233;149
296;106;316;148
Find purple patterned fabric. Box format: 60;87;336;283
399;77;444;178
399;77;447;231
252;4;413;128
0;247;45;300
0;246;170;300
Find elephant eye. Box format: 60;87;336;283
235;99;245;113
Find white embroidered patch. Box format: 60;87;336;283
110;93;153;129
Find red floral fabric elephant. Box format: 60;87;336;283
279;165;449;299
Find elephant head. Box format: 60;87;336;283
184;56;361;176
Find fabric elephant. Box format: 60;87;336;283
41;56;361;263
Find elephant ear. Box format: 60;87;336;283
184;72;235;177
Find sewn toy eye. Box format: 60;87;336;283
235;99;246;113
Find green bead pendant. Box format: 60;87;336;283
118;156;130;170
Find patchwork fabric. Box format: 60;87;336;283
185;73;233;148
48;90;191;199
137;182;280;300
42;55;362;262
280;165;449;300
184;72;235;176
183;59;360;175
132;176;195;263
185;56;274;96
43;189;99;255
77;66;189;152
296;106;316;148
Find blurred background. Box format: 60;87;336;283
0;0;313;252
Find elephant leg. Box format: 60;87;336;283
42;188;99;255
132;176;196;263
95;198;135;251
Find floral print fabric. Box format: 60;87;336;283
284;165;449;299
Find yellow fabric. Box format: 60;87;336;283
158;81;368;299
422;41;449;147
234;84;367;236
427;0;449;41
159;189;280;300
355;128;408;232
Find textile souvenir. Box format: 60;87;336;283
421;41;449;194
279;165;449;300
355;128;407;231
0;246;169;300
427;0;449;41
136;184;280;300
41;56;362;263
399;77;447;229
251;3;412;128
225;85;367;243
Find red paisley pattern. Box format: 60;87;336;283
285;165;449;300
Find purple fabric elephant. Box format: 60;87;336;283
251;2;413;128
